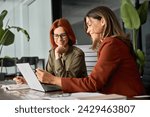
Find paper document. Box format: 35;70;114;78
1;84;29;91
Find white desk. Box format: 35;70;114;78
0;80;64;100
0;80;127;100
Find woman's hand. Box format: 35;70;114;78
13;76;27;84
36;68;55;84
55;46;66;54
36;68;62;87
55;46;66;59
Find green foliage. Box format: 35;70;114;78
138;1;149;25
0;10;30;55
120;0;140;29
0;9;30;73
136;49;145;74
0;28;14;46
120;0;149;75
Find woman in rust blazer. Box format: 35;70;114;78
36;6;145;97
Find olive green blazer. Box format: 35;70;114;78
46;46;87;78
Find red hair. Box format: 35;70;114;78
50;18;76;48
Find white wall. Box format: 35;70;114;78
0;1;20;57
0;0;52;64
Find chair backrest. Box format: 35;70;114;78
0;57;18;80
76;45;97;75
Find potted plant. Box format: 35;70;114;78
0;10;30;80
120;0;149;75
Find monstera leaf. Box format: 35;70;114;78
136;49;145;65
120;0;140;29
0;10;7;28
10;26;30;41
0;28;14;46
136;49;145;75
0;9;30;56
137;1;149;25
120;0;149;75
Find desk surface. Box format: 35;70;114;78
0;80;65;100
0;80;128;100
0;80;127;100
1;80;149;100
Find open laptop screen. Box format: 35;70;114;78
16;63;61;92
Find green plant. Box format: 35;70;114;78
0;10;30;75
0;10;30;56
120;0;149;74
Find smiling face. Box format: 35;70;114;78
53;26;69;47
85;17;106;50
86;17;105;42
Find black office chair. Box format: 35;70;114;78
0;57;18;80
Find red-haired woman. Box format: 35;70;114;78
47;18;87;78
14;18;87;84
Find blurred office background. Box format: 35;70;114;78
0;0;150;66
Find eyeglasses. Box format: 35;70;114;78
53;33;67;40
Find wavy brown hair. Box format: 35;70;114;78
50;18;76;48
84;6;135;57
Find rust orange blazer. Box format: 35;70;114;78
61;37;145;97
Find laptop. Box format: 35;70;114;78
16;63;61;92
